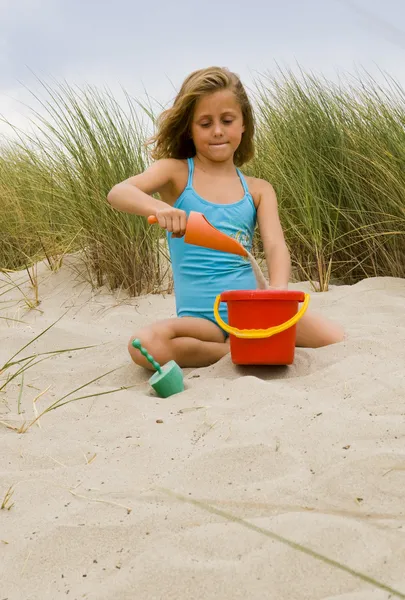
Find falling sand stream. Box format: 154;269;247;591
246;251;269;290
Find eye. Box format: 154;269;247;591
200;122;211;128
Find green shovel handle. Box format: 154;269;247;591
132;339;162;373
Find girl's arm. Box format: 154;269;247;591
107;158;182;216
256;180;291;289
107;159;187;236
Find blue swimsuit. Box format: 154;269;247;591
167;157;257;333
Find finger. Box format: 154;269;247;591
172;213;187;238
165;215;173;232
180;212;187;236
156;214;167;230
172;214;181;236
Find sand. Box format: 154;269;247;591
247;250;269;289
1;256;405;600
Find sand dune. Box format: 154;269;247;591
1;257;404;599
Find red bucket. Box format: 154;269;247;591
214;289;309;365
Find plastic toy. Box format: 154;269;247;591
148;211;247;256
131;339;184;397
214;289;310;365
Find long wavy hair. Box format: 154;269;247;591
147;67;255;167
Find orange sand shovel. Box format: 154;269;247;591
147;211;247;257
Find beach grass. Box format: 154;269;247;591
1;82;164;294
0;312;137;432
1;68;404;292
250;68;405;289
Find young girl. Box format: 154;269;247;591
107;66;344;370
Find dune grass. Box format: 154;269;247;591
1;81;164;294
251;68;405;289
0;313;136;433
1;68;404;292
162;488;405;599
0;485;14;511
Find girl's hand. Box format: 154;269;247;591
155;207;187;238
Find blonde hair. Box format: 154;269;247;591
147;66;255;167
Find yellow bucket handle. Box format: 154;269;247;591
213;293;310;339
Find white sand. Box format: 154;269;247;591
1;257;405;600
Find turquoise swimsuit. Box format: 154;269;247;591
167;157;257;335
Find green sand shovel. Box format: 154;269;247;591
132;339;184;398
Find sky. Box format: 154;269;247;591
1;0;405;137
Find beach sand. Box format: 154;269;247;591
1;257;405;600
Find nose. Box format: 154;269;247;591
213;121;224;137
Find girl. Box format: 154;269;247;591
107;66;344;370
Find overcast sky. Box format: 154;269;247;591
1;0;405;136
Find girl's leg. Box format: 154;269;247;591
128;317;229;370
296;310;344;348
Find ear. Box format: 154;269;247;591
241;123;246;133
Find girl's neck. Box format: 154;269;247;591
193;153;237;176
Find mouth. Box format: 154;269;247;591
210;142;228;148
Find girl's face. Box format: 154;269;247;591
190;89;245;163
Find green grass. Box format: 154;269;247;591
250;67;405;289
1;81;164;294
1;68;404;292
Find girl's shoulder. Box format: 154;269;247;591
152;157;188;176
244;176;276;209
155;158;189;204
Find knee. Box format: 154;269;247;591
128;328;168;370
324;322;345;346
128;329;155;369
297;313;345;349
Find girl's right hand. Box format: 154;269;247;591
154;207;187;238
